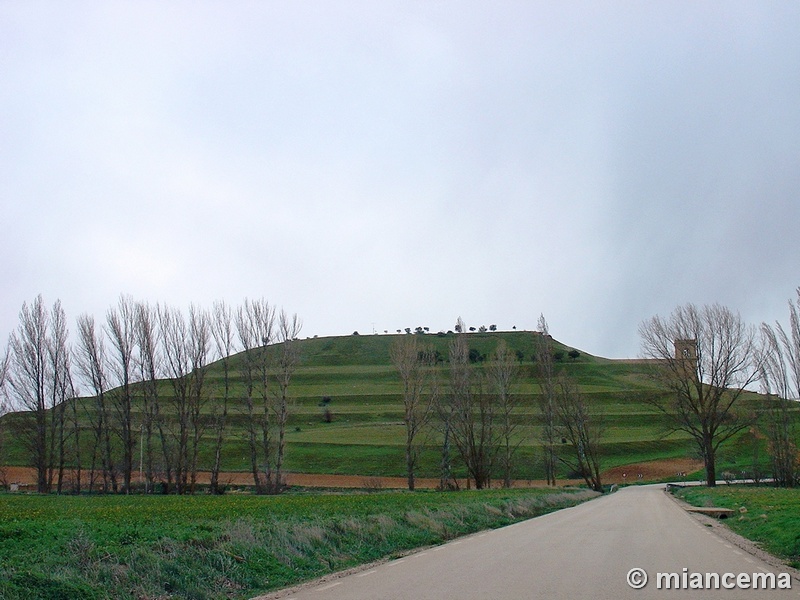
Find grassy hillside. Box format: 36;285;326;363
226;331;730;480
0;331;779;482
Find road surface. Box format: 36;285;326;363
260;485;799;599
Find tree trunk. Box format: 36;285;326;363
704;437;716;487
406;441;416;492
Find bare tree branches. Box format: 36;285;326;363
75;313;116;492
209;300;236;494
488;339;520;488
134;301;161;492
159;304;211;494
274;310;302;492
106;295;137;493
236;298;277;494
48;301;75;493
6;296;76;493
554;372;603;492
3;294;301;495
639;303;760;486
0;348;8;412
759;287;800;486
0;348;8;484
446;320;497;489
7;296;51;493
535;314;558;486
390;334;435;491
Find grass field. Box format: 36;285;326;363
0;330;787;482
675;486;800;569
0;487;598;599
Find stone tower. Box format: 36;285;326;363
674;339;698;376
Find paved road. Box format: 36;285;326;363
266;485;799;599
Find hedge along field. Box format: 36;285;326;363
675;486;800;569
0;487;598;600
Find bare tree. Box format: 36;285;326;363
158;304;210;494
273;310;302;492
488;339;520;488
159;304;193;494
135;301;161;492
106;295;137;493
210;300;236;494
75;314;117;492
236;298;276;494
639;303;760;487
0;348;9;488
0;348;8;393
0;348;8;408
390;334;435;491
759;288;800;486
186;305;211;493
447;319;497;489
759;324;797;486
535;314;558;486
435;374;456;490
48;301;74;493
7;296;74;493
555;372;603;492
432;326;461;491
7;296;52;492
775;287;800;395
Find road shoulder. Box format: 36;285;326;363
664;485;800;583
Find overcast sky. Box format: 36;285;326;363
2;2;799;359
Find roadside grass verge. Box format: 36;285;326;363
674;486;800;569
0;487;597;600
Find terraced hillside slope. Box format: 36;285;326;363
0;331;773;483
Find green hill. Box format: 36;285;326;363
261;332;691;479
0;331;774;483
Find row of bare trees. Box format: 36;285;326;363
391;316;603;492
0;294;300;494
4;291;798;494
3;299;76;493
394;293;800;492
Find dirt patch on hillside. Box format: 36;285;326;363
2;459;700;490
0;466;578;491
602;458;703;484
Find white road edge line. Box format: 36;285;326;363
356;570;377;578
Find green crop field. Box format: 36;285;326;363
0;331;785;483
0;486;597;599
